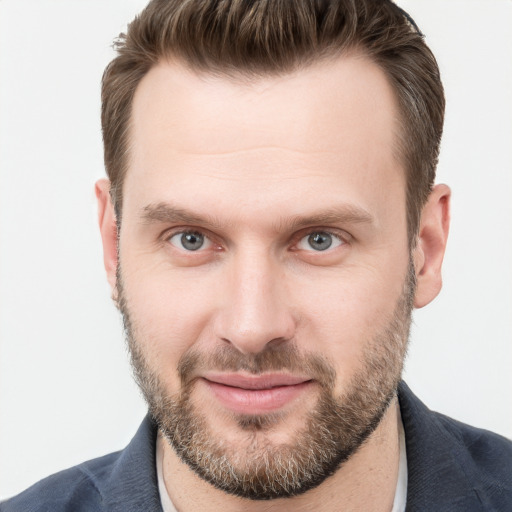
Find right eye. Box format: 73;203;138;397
168;231;212;251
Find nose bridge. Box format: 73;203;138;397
215;246;295;354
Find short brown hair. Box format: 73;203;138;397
101;0;444;243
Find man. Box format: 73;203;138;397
2;0;511;510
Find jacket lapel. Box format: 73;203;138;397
399;382;487;511
100;415;163;512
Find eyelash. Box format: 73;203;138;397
294;230;346;252
166;230;216;252
163;228;349;254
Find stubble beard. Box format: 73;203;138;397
117;265;415;500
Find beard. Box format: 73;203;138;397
117;264;415;500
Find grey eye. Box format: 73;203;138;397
297;231;343;252
308;232;332;251
169;231;210;251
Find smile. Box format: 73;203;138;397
200;373;314;414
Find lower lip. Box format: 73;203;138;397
202;379;313;414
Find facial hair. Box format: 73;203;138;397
117;264;415;500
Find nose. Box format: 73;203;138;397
213;252;296;354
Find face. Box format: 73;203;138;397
115;55;414;498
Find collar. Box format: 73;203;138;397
99;415;163;512
397;381;500;511
93;382;508;511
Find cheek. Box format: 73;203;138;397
120;262;221;384
293;262;407;380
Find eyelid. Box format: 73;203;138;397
292;228;350;250
160;226;350;253
163;227;219;251
170;231;212;250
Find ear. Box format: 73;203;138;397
95;179;118;293
413;184;451;308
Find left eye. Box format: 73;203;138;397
168;231;212;251
296;231;344;252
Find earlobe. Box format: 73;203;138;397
413;184;451;308
95;179;118;293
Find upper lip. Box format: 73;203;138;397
202;373;312;390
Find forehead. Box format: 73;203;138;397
130;54;400;158
125;55;404;222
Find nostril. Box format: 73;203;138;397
216;335;291;356
267;337;289;349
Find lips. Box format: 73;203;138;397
200;373;313;414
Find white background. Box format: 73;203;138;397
1;0;511;500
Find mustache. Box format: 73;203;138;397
177;343;336;390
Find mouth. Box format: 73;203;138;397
200;373;314;414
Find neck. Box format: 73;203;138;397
161;398;402;512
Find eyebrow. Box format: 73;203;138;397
141;203;224;230
140;202;374;231
281;206;374;232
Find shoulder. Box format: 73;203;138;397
434;410;512;480
0;451;121;512
1;416;161;512
398;382;512;510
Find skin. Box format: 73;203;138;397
96;54;450;511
